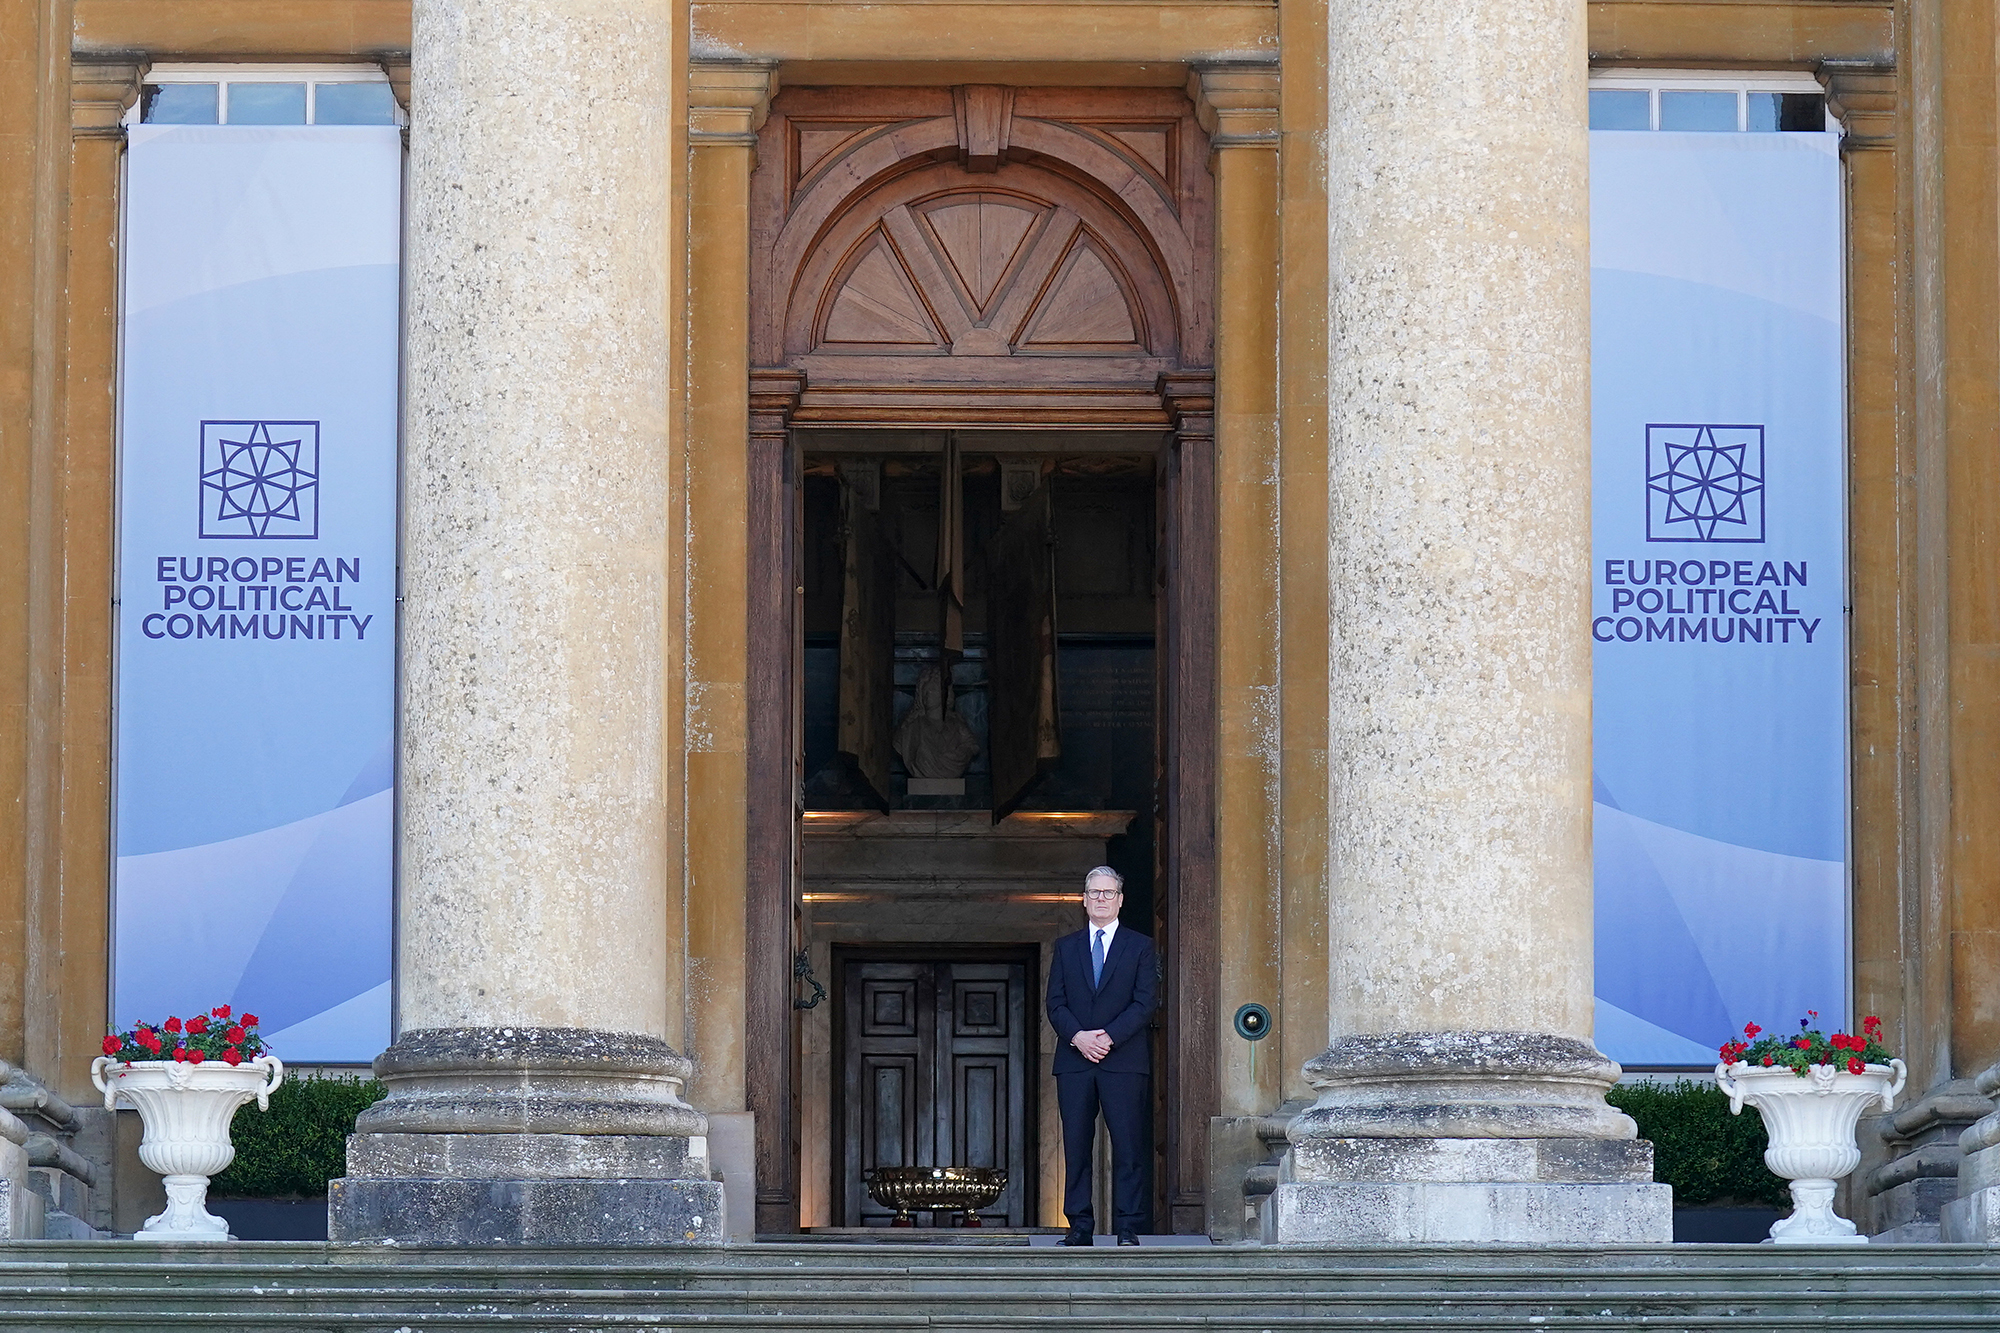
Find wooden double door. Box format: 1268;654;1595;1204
838;953;1036;1227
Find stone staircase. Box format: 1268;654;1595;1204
2;1241;1999;1330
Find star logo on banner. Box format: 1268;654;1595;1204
199;421;320;539
1644;424;1765;544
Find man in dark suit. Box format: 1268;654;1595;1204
1046;865;1157;1246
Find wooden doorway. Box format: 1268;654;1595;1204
836;949;1037;1227
745;83;1218;1236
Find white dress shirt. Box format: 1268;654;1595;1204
1088;916;1120;959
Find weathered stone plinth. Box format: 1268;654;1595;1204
1269;1174;1667;1246
1866;1078;1990;1241
1272;1134;1668;1244
0;1108;45;1240
1942;1062;2000;1242
1271;1036;1670;1244
330;1029;722;1245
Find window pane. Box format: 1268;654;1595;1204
1659;90;1739;132
141;83;218;124
1747;92;1828;132
226;82;307;125
1589;90;1650;131
313;82;397;125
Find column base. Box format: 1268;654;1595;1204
1941;1186;2000;1243
1942;1136;2000;1242
1268;1178;1672;1245
326;1028;721;1246
330;1176;724;1245
1863;1078;1990;1241
1268;1136;1672;1245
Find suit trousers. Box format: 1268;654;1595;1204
1056;1067;1150;1233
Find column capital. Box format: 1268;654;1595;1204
689;59;779;146
748;367;805;435
1187;61;1280;150
1821;60;1896;153
71;60;143;140
1157;370;1216;425
381;55;411;114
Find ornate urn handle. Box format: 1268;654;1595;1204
255;1054;286;1110
89;1055;119;1111
1882;1058;1908;1111
1714;1060;1747;1114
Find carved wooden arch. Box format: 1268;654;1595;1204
750;86;1214;426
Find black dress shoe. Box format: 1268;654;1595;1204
1059;1227;1092;1246
1116;1231;1139;1246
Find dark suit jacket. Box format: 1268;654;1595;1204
1047;923;1158;1076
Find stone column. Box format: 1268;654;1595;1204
327;0;722;1245
1268;0;1670;1243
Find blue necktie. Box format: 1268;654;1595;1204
1092;929;1106;987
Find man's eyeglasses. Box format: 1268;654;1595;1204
1084;888;1122;899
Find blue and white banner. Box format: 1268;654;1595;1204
1590;130;1848;1065
115;126;401;1061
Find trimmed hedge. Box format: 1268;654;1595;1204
1607;1078;1788;1207
210;1074;386;1199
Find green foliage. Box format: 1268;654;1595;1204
1607;1078;1789;1208
210;1074;386;1199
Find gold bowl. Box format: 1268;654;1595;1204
863;1165;1008;1227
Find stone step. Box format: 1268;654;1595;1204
3;1243;1998;1331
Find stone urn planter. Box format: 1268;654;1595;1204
1717;1056;1905;1244
92;1054;285;1241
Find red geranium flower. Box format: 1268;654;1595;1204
1794;1037;1811;1050
101;1034;122;1056
242;1014;259;1027
171;1046;188;1062
1744;1022;1762;1039
1864;1015;1883;1035
212;1005;231;1019
226;1025;245;1044
223;1049;243;1067
186;1015;209;1035
163;1017;181;1033
186;1048;204;1065
1847;1057;1866;1075
1762;1056;1775;1066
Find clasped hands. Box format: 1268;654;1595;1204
1070;1029;1113;1062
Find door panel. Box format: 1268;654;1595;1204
840;955;1033;1226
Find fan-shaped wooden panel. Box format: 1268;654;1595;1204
1016;234;1144;351
914;195;1046;316
752;84;1214;413
820;233;943;349
800;181;1165;362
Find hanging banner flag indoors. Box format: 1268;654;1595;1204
1590;127;1848;1066
115;125;401;1062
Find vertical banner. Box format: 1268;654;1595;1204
1590;130;1848;1065
115;126;401;1061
